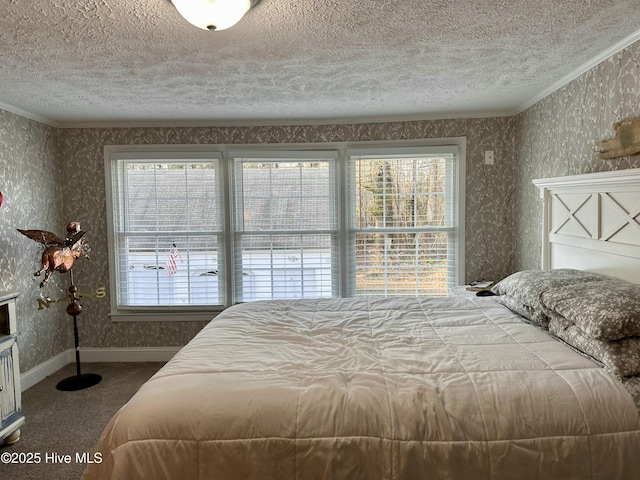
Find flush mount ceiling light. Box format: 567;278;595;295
171;0;257;31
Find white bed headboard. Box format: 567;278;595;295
533;168;640;284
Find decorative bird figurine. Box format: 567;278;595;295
18;222;89;287
595;118;640;159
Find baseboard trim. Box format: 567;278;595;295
21;350;74;392
80;347;181;363
20;347;180;391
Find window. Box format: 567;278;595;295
105;141;464;319
348;147;460;296
231;151;339;302
105;148;225;313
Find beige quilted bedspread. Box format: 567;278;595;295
83;296;640;479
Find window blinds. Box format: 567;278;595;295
111;157;224;307
231;151;339;302
348;148;459;296
106;143;463;312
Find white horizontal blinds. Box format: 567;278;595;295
348;147;458;296
232;151;338;302
112;157;224;307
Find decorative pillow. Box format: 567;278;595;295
491;269;610;327
548;314;640;378
494;295;547;326
541;280;640;341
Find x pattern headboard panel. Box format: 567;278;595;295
533;168;640;284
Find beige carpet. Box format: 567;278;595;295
1;362;164;480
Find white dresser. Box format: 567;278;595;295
0;291;24;445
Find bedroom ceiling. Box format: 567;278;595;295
0;0;639;127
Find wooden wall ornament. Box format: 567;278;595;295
596;118;640;159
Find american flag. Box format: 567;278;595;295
167;244;180;277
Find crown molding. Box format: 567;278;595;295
56;110;516;129
517;27;640;114
0;100;60;127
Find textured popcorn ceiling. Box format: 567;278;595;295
0;0;639;127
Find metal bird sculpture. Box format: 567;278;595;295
18;221;89;287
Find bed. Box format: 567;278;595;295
83;168;640;480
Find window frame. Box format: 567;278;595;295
229;150;340;303
104;139;465;321
346;145;463;297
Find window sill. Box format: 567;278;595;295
109;311;220;323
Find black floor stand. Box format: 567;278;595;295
56;275;102;391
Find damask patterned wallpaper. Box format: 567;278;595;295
0;110;72;372
59;118;518;353
515;40;640;270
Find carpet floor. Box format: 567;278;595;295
0;362;164;480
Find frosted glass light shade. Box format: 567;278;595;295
171;0;251;31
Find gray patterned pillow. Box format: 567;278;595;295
494;295;547;326
491;269;610;327
549;314;640;378
541;280;640;341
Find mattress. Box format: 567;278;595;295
83;296;640;479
